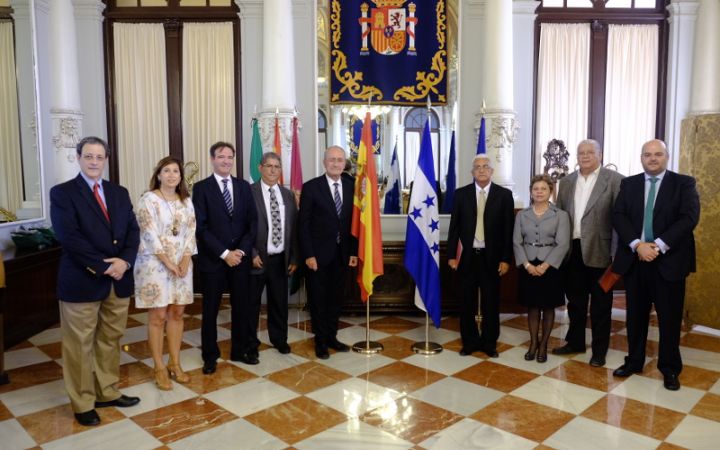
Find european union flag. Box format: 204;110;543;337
404;118;441;328
441;131;456;214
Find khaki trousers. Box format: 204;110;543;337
59;288;129;413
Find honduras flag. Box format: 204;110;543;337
383;142;401;214
404;118;441;328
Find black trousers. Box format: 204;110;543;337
459;249;500;352
250;253;289;349
563;239;613;356
305;245;346;347
623;260;685;375
200;266;251;363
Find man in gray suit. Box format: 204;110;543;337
552;139;624;367
249;152;298;356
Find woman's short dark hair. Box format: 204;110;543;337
149;156;190;201
530;174;554;193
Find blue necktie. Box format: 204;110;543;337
333;182;342;216
643;177;657;241
222;178;233;215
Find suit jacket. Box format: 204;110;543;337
192;174;257;273
612;170;699;281
250;181;298;274
298;174;358;267
447;182;514;272
555;167;624;268
513;204;571;269
50;175;140;302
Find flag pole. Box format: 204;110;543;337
411;311;442;355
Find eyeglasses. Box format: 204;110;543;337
82;154;106;162
262;164;282;170
473;165;492;171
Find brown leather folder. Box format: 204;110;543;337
598;265;621;293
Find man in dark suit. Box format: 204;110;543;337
250;152;298;356
612;139;700;391
447;155;514;358
192;141;257;373
553;139;624;367
299;146;358;360
50;136;140;426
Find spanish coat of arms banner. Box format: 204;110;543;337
329;0;448;106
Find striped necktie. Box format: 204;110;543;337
222;178;233;214
269;187;281;246
93;183;110;222
333;182;342;216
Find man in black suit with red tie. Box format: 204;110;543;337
51;136;140;426
193;142;257;373
299;146;358;360
612;139;700;391
447;155;514;358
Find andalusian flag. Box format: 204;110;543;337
351;112;384;301
249;118;262;183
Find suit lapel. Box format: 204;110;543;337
653;171;674;218
483;183;496;222
323;176;339;217
563;173;577;219
252;183;268;231
583;170;608;218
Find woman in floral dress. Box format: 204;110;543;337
134;157;196;390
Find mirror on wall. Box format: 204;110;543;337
0;0;42;224
316;0;459;215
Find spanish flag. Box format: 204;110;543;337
273;115;284;185
351;112;383;301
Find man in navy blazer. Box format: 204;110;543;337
299;146;357;359
192;141;257;373
447;155;514;358
612;139;700;391
50;136;140;426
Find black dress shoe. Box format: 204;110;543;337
328;340;350;352
74;409;101;426
663;373;681;391
524;348;537;361
95;394;140;408
232;353;260;365
613;365;642;377
552;344;585;355
202;361;217;375
275;343;291;354
315;345;329;360
482;348;499;358
589;355;606;367
459;347;475;356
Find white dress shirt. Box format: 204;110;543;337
572;165;600;239
326;174;343;204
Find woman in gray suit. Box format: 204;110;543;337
513;174;570;362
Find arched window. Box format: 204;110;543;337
401;107;440;189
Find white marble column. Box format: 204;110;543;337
72;0;106;138
689;0;720;115
257;0;297;184
50;0;83;183
480;0;518;194
665;0;699;170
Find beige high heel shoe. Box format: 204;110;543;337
155;367;173;391
167;361;190;383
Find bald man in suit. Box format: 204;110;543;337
612;139;699;391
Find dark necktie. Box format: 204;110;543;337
269;187;281;246
643;176;658;241
333;182;342;216
93;183;110;222
222;178;233;214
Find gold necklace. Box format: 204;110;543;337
158;190;180;236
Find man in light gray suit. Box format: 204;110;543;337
552;139;624;367
249;152;298;357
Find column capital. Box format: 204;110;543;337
235;0;264;19
667;0;700;19
465;0;487;20
72;0;105;20
35;0;51;14
513;0;537;15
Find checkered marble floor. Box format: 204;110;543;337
2;296;720;450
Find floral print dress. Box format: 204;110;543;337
134;191;197;308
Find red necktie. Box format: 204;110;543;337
93;183;110;222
